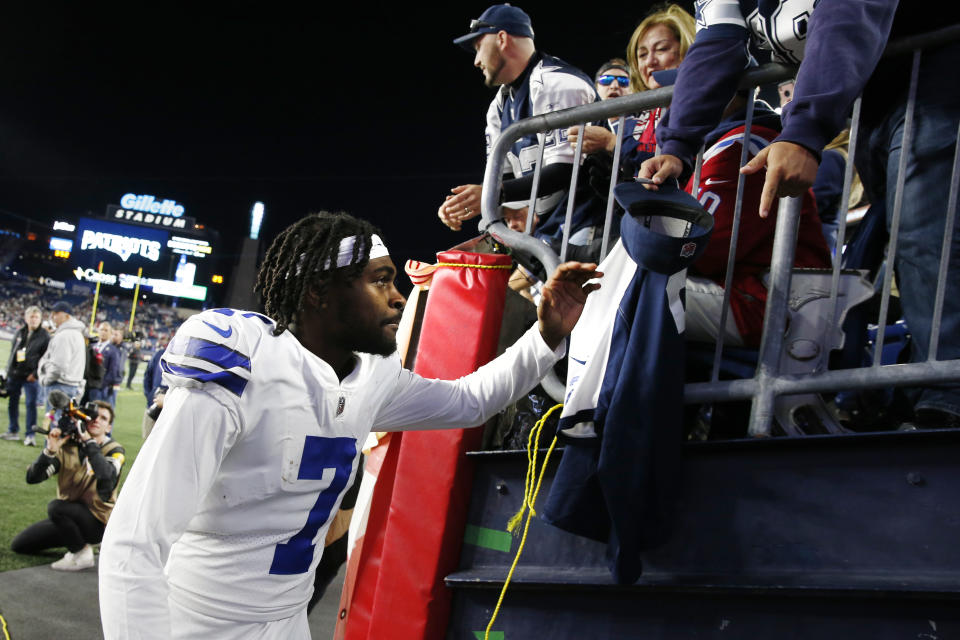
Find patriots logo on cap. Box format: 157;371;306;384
680;242;698;258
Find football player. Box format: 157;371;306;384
99;211;600;639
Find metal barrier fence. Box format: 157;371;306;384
478;25;960;437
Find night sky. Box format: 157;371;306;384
1;1;680;289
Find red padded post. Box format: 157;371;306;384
344;250;512;640
337;432;402;640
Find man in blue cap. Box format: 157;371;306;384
438;4;603;253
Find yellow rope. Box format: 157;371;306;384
486;403;563;640
434;262;512;270
1;612;10;640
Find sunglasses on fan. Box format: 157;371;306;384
597;75;630;87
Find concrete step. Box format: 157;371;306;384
455;430;960;592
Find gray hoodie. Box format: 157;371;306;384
38;316;87;387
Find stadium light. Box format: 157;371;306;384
250;201;265;240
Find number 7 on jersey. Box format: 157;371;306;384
270;435;358;575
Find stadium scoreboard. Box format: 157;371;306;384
68;193;218;303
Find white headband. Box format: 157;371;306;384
337;233;388;267
294;233;390;276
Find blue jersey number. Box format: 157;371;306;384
269;436;357;575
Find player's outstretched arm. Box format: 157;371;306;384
538;261;602;350
376;262;602;432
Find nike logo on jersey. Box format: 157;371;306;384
202;320;233;339
704;178;731;185
570;357;587;365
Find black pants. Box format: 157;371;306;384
126;361;139;388
307;453;365;614
10;500;105;554
307;533;348;613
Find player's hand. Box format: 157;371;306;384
437;184;483;230
567;125;617;154
538;262;603;350
740;141;819;218
638;154;684;191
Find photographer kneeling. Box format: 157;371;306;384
11;399;125;571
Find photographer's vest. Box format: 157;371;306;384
56;440;122;524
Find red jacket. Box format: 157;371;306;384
686;124;831;347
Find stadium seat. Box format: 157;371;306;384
689;268;874;436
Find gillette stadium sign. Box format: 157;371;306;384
121;193;185;217
106;193;196;230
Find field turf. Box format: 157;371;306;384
0;339;148;571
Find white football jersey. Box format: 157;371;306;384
99;308;561;638
485;53;597;176
560;239;686;440
695;0;817;64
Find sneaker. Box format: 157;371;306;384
23;434;36;447
0;432;19;441
51;546;95;571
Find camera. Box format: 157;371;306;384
35;391;98;439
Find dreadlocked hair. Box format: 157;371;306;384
254;211;382;336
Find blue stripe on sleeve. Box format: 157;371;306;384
160;360;249;397
178;336;252;371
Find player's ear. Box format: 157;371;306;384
302;284;324;313
497;30;509;50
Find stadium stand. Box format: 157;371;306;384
0;277;182;352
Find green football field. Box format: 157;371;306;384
0;339;148;571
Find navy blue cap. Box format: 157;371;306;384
614;178;713;273
51;301;72;314
650;68;679;88
453;4;534;51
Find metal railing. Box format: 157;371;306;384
477;25;960;437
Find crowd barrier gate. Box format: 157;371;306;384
480;24;960;437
